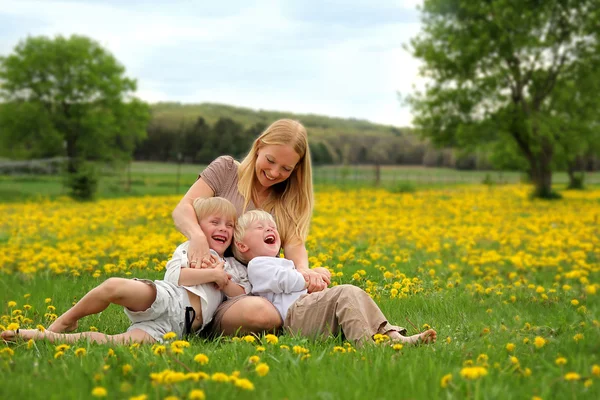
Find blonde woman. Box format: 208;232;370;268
172;119;331;335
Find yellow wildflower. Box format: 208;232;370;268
162;332;177;340
122;364;133;375
248;355;260;364
460;366;488;380
555;357;567;366
75;348;87;357
194;353;209;365
440;373;452;388
506;343;515;352
264;334;278;344
533;337;546;349
188;389;206;400
564;372;580;381
234;378;255;390
7;301;16;308
91;387;107;397
255;362;270;377
592;365;600;377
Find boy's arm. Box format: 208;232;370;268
248;258;307;294
164;244;227;287
164;244;187;286
220;280;246;297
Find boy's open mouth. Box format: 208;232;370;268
212;234;228;244
264;234;276;244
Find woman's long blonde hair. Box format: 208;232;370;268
237;119;313;246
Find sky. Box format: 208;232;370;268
0;0;425;127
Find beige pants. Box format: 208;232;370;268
284;284;406;345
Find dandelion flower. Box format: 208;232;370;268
162;332;177;340
122;364;133;375
248;355;260;364
234;378;255;390
256;346;266;352
211;372;230;382
255;362;270;377
393;344;403;351
460;366;488;380
6;323;19;331
194;353;209;365
584;379;593;388
564;372;581;381
573;334;583;342
152;345;166;355
265;334;278;344
7;301;16;308
592;365;600;377
44;298;52;304
54;351;64;359
440;373;452;388
570;299;579;306
555;357;567;366
75;348;87;357
188;389;205;400
91;387;107;397
533;336;546;349
506;343;515;352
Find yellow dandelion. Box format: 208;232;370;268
188;389;206;400
264;334;278;344
584;379;593;388
211;372;230;382
44;298;52;304
592;365;600;377
7;301;16;308
279;345;290;350
460;366;488;380
564;372;581;381
6;323;19;331
533;336;546;349
256;346;266;352
255;362;270;377
234;378;255;390
510;356;519;365
1;348;15;357
393;344;403;351
55;344;70;352
573;334;583;342
75;348;87;357
54;351;65;359
194;353;209;365
506;343;515;352
122;364;133;375
555;357;567;366
243;335;256;343
152;345;166;355
90;326;98;332
248;355;260;364
162;331;177;340
107;348;115;357
91;387;107;397
446;337;451;344
440;373;452;388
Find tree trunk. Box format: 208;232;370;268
529;150;555;199
567;158;585;190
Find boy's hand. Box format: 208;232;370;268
212;260;231;290
300;269;328;293
199;253;219;269
311;267;332;284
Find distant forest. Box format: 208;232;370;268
139;102;494;169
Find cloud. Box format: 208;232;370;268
0;0;423;126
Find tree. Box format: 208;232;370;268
0;35;150;198
408;0;600;198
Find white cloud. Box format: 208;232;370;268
0;0;424;126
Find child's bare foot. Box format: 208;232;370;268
1;329;41;342
391;329;437;345
48;317;78;333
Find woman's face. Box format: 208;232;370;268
254;144;301;189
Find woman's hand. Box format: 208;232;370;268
187;236;211;269
300;269;328;293
311;267;332;284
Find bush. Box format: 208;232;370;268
388;181;416;193
66;163;98;201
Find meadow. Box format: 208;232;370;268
1;185;599;399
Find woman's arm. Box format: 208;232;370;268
172;178;215;265
283;242;330;293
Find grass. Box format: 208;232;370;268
0;184;599;399
1;161;599;202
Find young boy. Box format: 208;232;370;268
1;197;249;344
233;210;437;346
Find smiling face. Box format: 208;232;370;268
236;217;281;261
254;144;301;189
198;214;235;257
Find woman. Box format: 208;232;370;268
172;119;331;335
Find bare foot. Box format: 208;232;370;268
48;317;78;333
392;329;437;345
1;329;41;342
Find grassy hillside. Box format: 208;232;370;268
150;102;411;139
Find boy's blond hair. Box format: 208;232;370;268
193;197;237;222
233;210;277;262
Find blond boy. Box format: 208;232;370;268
1;198;248;344
233;210;437;345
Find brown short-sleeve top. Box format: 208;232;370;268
200;156;256;217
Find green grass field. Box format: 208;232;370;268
1;172;599;399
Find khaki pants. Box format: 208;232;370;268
284;284;406;345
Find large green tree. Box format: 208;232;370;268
0;35;149;196
408;0;600;197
